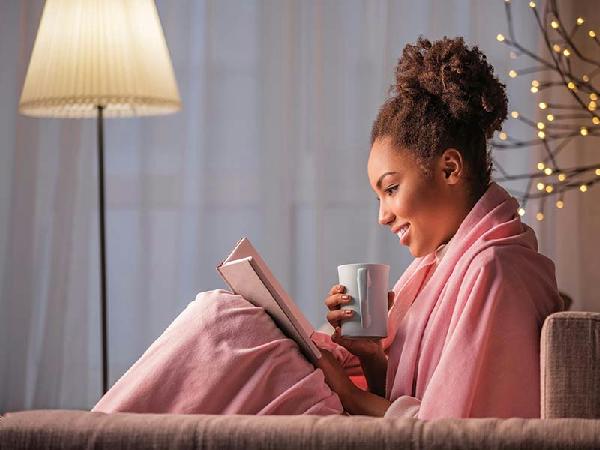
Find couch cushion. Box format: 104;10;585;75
1;410;600;449
541;311;600;418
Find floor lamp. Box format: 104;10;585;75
18;0;181;395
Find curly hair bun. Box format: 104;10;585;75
392;36;507;139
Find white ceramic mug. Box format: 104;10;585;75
337;263;389;338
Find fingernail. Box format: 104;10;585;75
345;310;353;316
341;295;349;300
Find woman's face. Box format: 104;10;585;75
367;137;471;258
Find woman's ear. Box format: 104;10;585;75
440;148;463;185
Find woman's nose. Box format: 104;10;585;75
378;202;394;226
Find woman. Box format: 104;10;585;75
93;36;563;419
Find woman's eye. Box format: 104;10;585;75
384;185;399;195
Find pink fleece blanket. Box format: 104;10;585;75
92;290;342;415
379;181;563;418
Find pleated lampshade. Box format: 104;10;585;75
19;0;181;118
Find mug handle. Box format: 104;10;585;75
357;268;371;328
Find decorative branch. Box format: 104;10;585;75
493;0;600;220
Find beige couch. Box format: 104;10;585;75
1;311;599;449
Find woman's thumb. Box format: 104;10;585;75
387;291;395;310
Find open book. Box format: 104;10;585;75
216;237;322;364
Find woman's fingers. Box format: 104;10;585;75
325;293;352;310
328;284;346;296
326;309;354;327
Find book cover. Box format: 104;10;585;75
217;237;322;364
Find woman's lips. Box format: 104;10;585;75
396;224;410;244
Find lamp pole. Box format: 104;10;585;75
97;105;108;394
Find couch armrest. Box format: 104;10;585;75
541;311;600;418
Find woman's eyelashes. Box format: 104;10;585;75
384;184;399;196
375;184;399;202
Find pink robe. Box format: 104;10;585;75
93;182;562;418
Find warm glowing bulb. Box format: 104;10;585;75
581;127;588;136
596;168;600;176
563;49;571;57
511;111;519;119
556;200;564;209
545;185;554;193
536;212;544;221
530;87;538;93
537;182;545;191
589;101;597;111
496;33;505;42
532;80;540;87
546;114;554;121
568;81;576;89
577;17;584;25
509;70;518;78
551;20;559;29
537;130;545;139
558;173;566;182
499;132;507;140
580;184;588;192
518;207;525;216
538;102;548;109
553;44;561;53
590;93;598;101
537;162;545;170
537;122;545;129
583;75;590;82
589;30;596;38
593;117;600;125
544;168;553;175
529;1;536;7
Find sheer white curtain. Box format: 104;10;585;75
2;0;587;412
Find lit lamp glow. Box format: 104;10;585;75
19;0;181;395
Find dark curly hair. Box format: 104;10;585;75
371;36;508;204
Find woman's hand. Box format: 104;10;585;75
324;284;395;359
316;348;392;417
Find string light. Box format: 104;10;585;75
544;167;553;175
532;80;540;87
537;122;545;129
593;117;600;125
567;81;576;89
536;212;544;221
589;101;597;111
530;86;538;93
546;114;554;121
551;20;559;29
496;34;505;42
499;131;508;140
577;17;584;25
590;93;598;101
518;207;526;216
580;127;588;136
589;30;596;38
558;173;566;182
583;74;590;82
553;44;561;53
556;199;564;209
511;111;519;119
538;102;548;109
537;130;545;139
545;185;554;193
537;162;545;170
596;168;600;176
509;70;518;78
580;184;588;192
529;1;536;8
563;49;571;57
537;182;545;191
